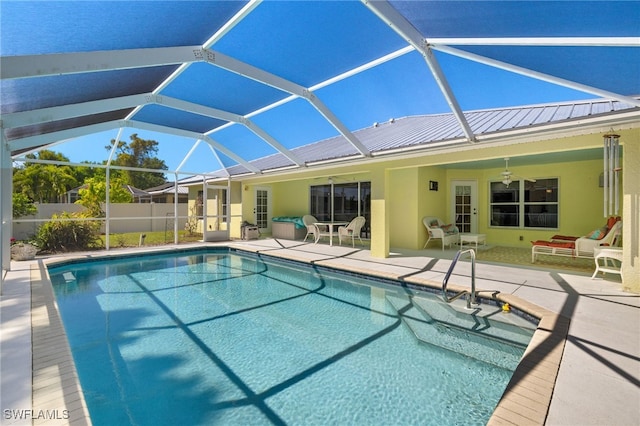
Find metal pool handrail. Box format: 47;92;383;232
442;249;479;309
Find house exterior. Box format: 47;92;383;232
181;100;640;289
2;2;638;292
144;182;189;204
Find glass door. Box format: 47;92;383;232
254;187;271;234
451;180;477;233
309;181;371;238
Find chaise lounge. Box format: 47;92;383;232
531;217;622;263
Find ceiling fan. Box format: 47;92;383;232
498;158;536;187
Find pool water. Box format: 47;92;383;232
48;249;536;425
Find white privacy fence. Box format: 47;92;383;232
12;203;189;240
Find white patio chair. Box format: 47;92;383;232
338;216;366;247
422;216;459;250
302;215;318;242
575;219;622;256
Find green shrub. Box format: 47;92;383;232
35;212;103;252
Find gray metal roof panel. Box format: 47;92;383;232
190;97;639;180
571;103;592;117
551;104;575;121
534;106;559;124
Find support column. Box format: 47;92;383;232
370;167;390;258
622;133;640;291
174;173;179;245
230;181;242;240
1;133;12;273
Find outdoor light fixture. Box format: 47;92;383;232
603;133;621;217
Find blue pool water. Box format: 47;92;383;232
48;249;536;425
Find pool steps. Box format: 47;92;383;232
386;295;534;370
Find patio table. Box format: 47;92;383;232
459;233;487;251
314;222;348;246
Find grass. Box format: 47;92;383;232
102;230;203;248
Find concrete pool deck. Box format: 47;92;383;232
1;240;638;425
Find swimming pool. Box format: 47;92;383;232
48;248;536;425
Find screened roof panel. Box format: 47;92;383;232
435;52;595;111
213;1;407;86
314;52;451;129
132;105;227;134
455;46;640;96
0;1;248;55
391;1;640;38
212;124;280;162
1;67;178;114
4;110;134;141
159;63;290;116
250;98;339;150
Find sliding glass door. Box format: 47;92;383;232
310;181;371;237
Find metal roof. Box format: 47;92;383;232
176;97;640;182
145;183;189;196
1;1;639;176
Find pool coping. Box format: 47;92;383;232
34;243;569;426
31;262;92;426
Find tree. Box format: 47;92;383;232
12;192;37;218
13;150;78;203
76;177;133;217
107;134;168;189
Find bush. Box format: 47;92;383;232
35;212;103;252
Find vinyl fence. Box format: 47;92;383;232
12;203;189;240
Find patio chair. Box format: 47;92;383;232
422;216;459;250
302;215;318;242
338;216;366;247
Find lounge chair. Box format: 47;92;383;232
531;218;622;262
338;216;366;247
422;216;459;251
302;215;318;242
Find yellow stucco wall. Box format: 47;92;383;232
230;181;242;239
238;155;624;248
370;167;389;258
464;158;620;248
389;168;420;249
212;127;639;289
272;180;310;217
382;158;619;250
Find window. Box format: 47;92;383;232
219;189;228;222
310;181;371;236
490;178;558;228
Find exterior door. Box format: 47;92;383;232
451;180;478;233
254;187;272;234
